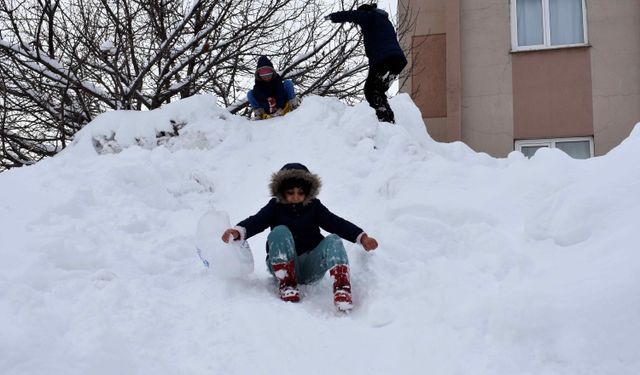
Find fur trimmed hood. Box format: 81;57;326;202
269;163;321;205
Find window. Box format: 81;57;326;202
515;137;594;159
511;0;588;51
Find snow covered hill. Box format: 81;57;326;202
1;94;639;374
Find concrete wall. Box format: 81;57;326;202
588;0;640;155
412;34;448;119
403;0;447;35
402;0;640;157
404;0;513;155
459;0;513;157
401;0;450;142
512;47;594;140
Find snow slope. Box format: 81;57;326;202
1;94;639;375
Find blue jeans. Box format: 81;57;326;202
266;225;349;284
247;80;296;110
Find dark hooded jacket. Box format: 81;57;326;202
236;163;364;256
252;55;288;112
328;6;406;67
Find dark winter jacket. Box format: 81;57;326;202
236;163;364;256
252;55;288;112
328;7;406;67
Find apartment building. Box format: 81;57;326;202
399;0;640;158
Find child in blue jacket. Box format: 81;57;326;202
222;163;378;311
247;55;298;119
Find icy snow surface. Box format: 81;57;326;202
1;94;639;374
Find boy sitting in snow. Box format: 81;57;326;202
247;56;299;120
222;163;378;311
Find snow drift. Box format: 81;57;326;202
1;94;639;375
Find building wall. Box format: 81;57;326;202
402;0;449;141
403;0;513;155
588;0;640;155
512;47;594;140
405;0;447;35
402;0;640;157
459;0;513;157
411;34;447;119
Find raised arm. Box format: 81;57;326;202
327;10;367;25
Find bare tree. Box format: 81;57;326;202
0;0;416;170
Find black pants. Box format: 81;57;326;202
364;54;408;123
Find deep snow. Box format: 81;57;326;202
1;94;639;374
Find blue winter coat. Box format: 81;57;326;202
252;55;288;111
329;8;406;67
237;198;363;256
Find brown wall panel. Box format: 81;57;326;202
412;34;447;118
512;48;594;140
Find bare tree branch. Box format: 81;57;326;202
0;0;418;170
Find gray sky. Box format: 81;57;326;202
377;0;398;17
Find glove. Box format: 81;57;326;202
324;15;332;21
360;233;378;251
287;97;300;109
253;108;265;118
273;108;284;117
222;228;240;243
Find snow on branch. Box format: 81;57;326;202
1;0;417;168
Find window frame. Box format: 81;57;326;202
511;0;589;52
515;136;594;159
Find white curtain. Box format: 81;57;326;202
550;0;584;45
517;0;544;46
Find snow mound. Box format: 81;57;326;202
1;95;639;375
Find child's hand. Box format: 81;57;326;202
222;228;240;243
361;233;378;251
